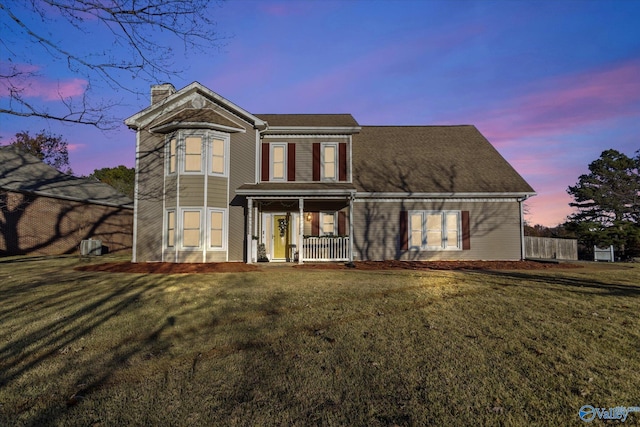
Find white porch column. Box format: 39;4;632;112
247;197;253;263
349;193;354;262
298;198;304;264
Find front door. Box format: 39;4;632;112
273;214;289;259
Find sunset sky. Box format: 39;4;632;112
1;0;639;227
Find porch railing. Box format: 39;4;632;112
302;236;350;261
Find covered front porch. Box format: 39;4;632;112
237;183;356;264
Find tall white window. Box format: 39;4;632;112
166;210;176;247
271;143;286;181
409;211;461;250
211;138;225;175
322;143;337;181
209;209;226;249
182;210;202;248
320;212;336;236
168;138;177;174
184;136;203;173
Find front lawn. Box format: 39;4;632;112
1;256;639;426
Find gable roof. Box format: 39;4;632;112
125;82;267;131
352;125;535;195
0;145;133;208
149;107;246;133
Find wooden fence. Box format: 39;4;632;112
524;236;578;260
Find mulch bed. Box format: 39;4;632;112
74;260;580;274
296;260;581;271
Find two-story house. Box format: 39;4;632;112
125;82;535;264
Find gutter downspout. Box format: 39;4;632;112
518;196;530;260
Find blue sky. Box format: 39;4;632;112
1;0;639;226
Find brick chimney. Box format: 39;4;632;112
151;83;176;105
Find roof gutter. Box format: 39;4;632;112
356;191;537;199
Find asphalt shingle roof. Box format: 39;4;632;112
352;125;535;194
256;114;360;128
0;145;133;208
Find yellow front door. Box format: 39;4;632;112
273;215;289;259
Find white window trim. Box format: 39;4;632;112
208;132;230;177
165;131;230;177
207;208;228;251
181;133;205;175
179;208;204;250
270;143;287;181
320;211;336;236
166;209;176;248
166;136;177;175
409;210;462;251
321;142;338;181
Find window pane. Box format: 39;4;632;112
426;213;442;247
324;162;335;179
426;214;441;230
185;137;202;172
185;137;201;154
169;139;176;173
446;213;459;248
411;214;422;230
322;213;335;235
183;230;200;247
183;211;200;228
210;211;223;248
212;157;224;174
427;231;442;246
211;139;225;174
211;211;222;228
212;139;224;156
410;230;422;247
272;145;285;179
446;230;458;248
167;211;175;247
410;213;422;247
210;230;222;247
273;146;284;162
273;163;284;179
323;145;336;179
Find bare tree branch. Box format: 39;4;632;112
0;0;224;129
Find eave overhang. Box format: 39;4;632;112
261;126;361;136
355;191;537;199
236;182;357;198
125;82;267;131
150;122;246;134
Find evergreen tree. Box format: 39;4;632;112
88;166;135;199
566;149;640;258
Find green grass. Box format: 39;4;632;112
1;256;639;426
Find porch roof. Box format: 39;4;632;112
236;182;356;197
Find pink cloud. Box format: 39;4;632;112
67;143;85;152
18;78;86;101
474;59;640;145
0;62;87;101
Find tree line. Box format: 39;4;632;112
527;149;640;260
5;130;135;199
